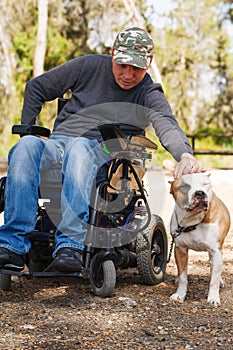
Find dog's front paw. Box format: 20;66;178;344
170;293;185;303
207;293;221;307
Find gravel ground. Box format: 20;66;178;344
0;169;232;350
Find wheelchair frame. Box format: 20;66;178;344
0;123;168;297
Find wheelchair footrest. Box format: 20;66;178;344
30;271;83;278
0;268;83;278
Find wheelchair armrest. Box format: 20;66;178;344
98;124;157;160
12;124;51;138
130;135;158;150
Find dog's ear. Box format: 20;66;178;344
203;171;211;177
168;180;174;194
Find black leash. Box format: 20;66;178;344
167;232;180;263
166;224;197;263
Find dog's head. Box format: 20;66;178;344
169;173;213;212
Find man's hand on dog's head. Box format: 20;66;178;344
174;152;202;179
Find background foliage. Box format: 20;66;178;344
0;0;232;162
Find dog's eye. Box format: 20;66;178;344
203;182;211;188
178;184;190;193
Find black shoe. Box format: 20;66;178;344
52;248;83;272
0;247;24;271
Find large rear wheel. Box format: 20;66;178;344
136;214;168;285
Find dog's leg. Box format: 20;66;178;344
220;277;225;288
170;246;188;303
207;250;223;306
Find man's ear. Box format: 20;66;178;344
148;56;153;68
111;48;115;64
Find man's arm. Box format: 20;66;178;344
21;57;84;124
144;84;202;177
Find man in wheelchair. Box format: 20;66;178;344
0;27;202;274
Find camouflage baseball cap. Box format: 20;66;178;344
113;27;154;69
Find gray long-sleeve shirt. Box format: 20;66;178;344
21;54;192;161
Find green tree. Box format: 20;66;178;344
208;28;233;131
208;1;233;131
222;0;233;22
1;0;231;158
155;0;232;133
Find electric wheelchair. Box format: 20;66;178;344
0;119;168;297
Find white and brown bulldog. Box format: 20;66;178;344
169;173;230;306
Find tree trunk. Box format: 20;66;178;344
33;0;48;77
0;21;16;95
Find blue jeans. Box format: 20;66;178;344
0;135;110;256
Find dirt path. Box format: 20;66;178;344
0;169;232;349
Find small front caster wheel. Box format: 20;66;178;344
90;258;116;297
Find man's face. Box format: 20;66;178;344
111;51;150;90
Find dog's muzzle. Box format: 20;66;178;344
185;190;209;211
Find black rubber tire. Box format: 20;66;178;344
136;214;168;285
0;273;11;291
90;259;116;297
